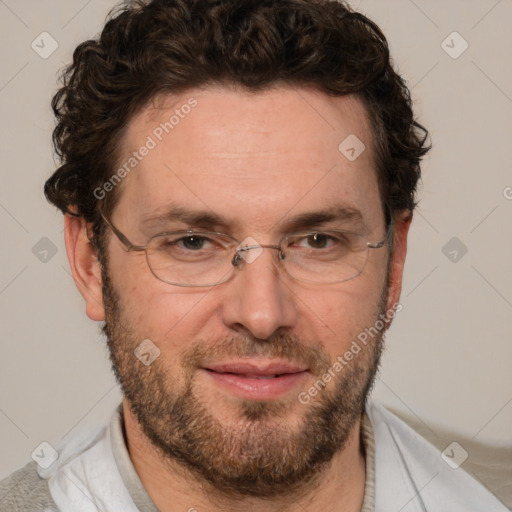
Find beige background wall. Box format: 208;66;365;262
1;0;511;481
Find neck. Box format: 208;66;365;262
122;400;367;512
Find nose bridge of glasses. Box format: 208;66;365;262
237;243;282;253
233;242;284;267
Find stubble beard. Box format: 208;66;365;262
101;263;389;499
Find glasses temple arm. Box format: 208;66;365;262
100;212;145;251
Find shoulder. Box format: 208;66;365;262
0;461;59;511
365;400;510;511
0;410;117;512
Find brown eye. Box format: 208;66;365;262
306;233;331;249
179;235;207;250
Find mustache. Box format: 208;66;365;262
181;331;332;377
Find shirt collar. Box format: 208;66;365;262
111;403;376;512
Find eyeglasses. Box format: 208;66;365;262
100;212;393;287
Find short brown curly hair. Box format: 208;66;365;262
45;0;430;243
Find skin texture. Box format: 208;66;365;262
64;86;411;512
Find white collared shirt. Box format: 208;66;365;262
31;401;508;511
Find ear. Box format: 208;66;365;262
64;213;105;321
385;210;412;319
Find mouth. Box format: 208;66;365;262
200;360;310;400
206;372;289;379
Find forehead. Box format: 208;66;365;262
113;86;383;234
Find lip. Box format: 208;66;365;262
203;359;309;376
200;359;310;400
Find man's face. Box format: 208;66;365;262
101;86;393;498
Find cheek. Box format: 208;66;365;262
108;246;215;343
303;278;385;357
120;283;221;357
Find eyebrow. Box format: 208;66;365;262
141;204;367;233
281;206;366;232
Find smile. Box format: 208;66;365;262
200;361;310;400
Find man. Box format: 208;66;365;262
0;0;508;511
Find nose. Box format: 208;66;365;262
221;245;298;340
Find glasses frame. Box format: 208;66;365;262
100;211;394;287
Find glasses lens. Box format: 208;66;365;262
145;230;374;286
281;231;370;284
146;232;235;286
